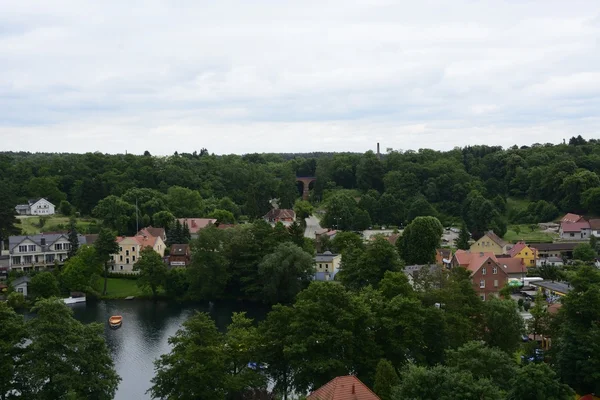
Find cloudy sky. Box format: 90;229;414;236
1;0;599;155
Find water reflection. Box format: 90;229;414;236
70;300;268;400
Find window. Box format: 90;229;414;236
126;250;130;256
45;254;55;263
480;294;485;301
525;252;528;256
17;288;24;294
493;267;498;274
494;280;498;287
132;246;135;251
482;267;486;275
28;245;36;252
132;256;136;262
12;256;21;264
18;245;27;252
119;255;123;262
110;255;114;261
55;243;62;250
23;256;33;264
119;247;123;252
111;266;115;271
480;280;485;288
120;266;123;271
64;243;70;250
570;233;574;237
126;258;129;264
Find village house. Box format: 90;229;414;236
589;219;600;237
169;244;191;268
560;213;584;224
469;230;511;255
15;198;56;216
314;251;341;281
263;208;296;224
8;233;87;272
177;218;217;239
110;233;166;273
534;242;578;260
452;250;509;300
559;221;591;240
403;264;441;289
137;226;167;242
11;276;31;297
531;280;572;303
536;256;564;267
307;375;380;400
508;241;537;268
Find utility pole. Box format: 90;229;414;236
136;198;139;232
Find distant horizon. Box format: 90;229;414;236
0;135;585;157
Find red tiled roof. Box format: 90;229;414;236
508;241;528;257
178;218;217;234
307;376;380;400
561;213;583;223
561;221;591;232
454;250;496;269
134;234;158;248
386;234;400;245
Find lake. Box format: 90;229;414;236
70;299;269;400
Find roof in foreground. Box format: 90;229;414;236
307;375;380;400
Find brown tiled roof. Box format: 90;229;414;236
170;244;189;255
137;226;166;240
561;213;583;223
454;250;496;268
134;235;158;248
485;230;508;247
264;208;296;220
307;376;380;400
498;257;526;274
386;234;400;245
561;221;590;232
588;219;600;230
532;243;580;251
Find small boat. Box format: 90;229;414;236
63;296;86;305
108;315;123;329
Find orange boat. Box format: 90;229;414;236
109;315;123;329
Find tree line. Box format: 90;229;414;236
2;135;600;242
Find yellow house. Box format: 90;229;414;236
508;241;537;267
470;230;510;255
110;234;166;273
314;251;341;281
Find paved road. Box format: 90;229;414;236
304;215;323;238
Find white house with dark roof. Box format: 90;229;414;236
314;251;340;281
15;198;55;216
8;233;87;272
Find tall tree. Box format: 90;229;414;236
573;243;597;262
373;359;400;400
481;297;524;354
61;245;103;295
67;217;79;257
134;247;168;297
187;227;228;300
507;363;573;400
0;191;19;246
258;242;315;304
0;302;28;399
456;221;470;250
23;299;120;399
339;236;402;290
30;271;61;299
94;228;119;295
397;216;443;265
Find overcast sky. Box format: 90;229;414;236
1;1;599;155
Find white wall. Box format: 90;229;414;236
31;199;55;216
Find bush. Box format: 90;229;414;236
106;272;139;280
7;292;27;309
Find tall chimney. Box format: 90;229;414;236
376;142;381;160
352;383;355;394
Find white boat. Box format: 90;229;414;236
63;296;86;305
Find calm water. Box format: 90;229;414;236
70;300;268;400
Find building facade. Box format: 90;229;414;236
169;244;191;268
8;233;86;272
110;234;166;273
15;198;56;216
314;251;341;281
469;231;510;255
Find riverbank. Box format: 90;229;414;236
101;278;146;299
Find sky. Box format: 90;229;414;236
1;0;599;155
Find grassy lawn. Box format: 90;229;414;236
17;215;100;235
101;278;145;299
506;197;531;213
504;224;557;243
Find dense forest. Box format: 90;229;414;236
1;135;600;238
